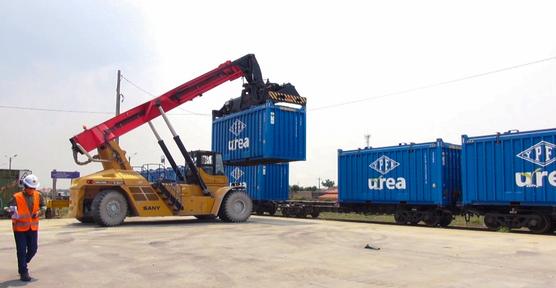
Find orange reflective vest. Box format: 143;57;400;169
12;191;40;232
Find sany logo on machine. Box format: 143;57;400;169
228;119;249;151
368;155;406;190
515;141;556;188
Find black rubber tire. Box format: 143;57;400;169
528;214;552;234
484;214;501;230
45;208;53;219
91;190;128;227
439;212;453;227
219;190;252;223
194;215;217;220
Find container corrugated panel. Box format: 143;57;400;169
224;163;289;201
338;139;461;206
462;128;556;206
212;101;306;164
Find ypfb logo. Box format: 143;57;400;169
229;167;247;188
230;167;244;180
515;141;556;188
368;155;406;190
229;119;246;136
228;119;249;151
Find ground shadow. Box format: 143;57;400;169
62;215;311;229
0;278;38;288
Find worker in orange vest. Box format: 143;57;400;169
5;174;46;282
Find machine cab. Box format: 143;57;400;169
188;150;225;176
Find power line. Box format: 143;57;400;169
120;74;210;116
0;104;112;114
312;55;556;111
3;56;553;115
0;104;209;116
120;74;156;97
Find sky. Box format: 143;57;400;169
0;0;555;189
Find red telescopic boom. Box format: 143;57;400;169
70;58;249;154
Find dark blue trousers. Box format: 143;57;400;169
14;230;38;275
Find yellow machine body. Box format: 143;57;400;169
69;141;236;222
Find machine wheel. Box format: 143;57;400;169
91;190;128;227
194;215;217;220
484;214;501;230
439;212;453;227
219;191;252;223
527;214;552;234
423;211;440;227
45;208;53;219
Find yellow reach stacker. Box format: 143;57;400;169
68;54;302;226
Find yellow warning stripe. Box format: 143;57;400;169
268;91;307;105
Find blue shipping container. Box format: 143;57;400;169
338;139;461;206
139;167;184;182
212;101;306;164
224;163;289;201
462;128;556;206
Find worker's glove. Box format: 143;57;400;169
32;213;38;218
7;206;18;219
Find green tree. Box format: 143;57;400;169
290;185;301;192
321;179;335;189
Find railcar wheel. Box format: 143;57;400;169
484;214;501;230
394;210;407;224
268;206;277;216
527;214;551;234
423;211;440;227
439;212;453;227
311;211;320;218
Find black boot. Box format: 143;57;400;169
20;272;32;282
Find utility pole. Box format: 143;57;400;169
365;134;371;148
318;177;321;191
115;70;122;143
5;154;17;170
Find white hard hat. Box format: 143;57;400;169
22;174;40;189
